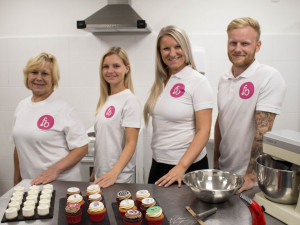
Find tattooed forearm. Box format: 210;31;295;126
246;111;276;175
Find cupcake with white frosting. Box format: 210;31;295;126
119;199;137;219
26;194;38;204
23;200;36;208
5;207;18;220
87;201;106;222
29;185;40;193
66;187;81;197
67;194;85;210
135;190;151;208
13;185;25;193
22;205;35;218
43;184;53;192
88;193;103;205
86;184;101;198
10;196;23;205
8;201;21;212
39;199;51;208
40;193;52;201
37;204;50;216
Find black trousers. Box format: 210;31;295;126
148;155;209;184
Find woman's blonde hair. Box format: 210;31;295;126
23;52;60;90
227;17;261;41
95;47;134;115
143;25;196;125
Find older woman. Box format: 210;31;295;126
12;52;89;185
144;25;214;187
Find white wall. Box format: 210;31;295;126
1;0;300;194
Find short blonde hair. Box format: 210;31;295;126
227;17;261;41
95;47;134;114
23;52;60;90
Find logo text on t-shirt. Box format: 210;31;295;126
105;106;115;118
170;83;185;98
239;82;254;99
37;115;54;130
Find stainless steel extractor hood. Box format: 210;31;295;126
77;0;151;33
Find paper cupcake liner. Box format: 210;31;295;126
123;219;143;225
65;212;82;224
145;214;164;225
88;209;106;222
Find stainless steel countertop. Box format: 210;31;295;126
0;179;285;225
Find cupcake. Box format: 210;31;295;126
88;193;103;205
8;201;21;212
12;191;24;198
5;207;18;220
37;204;50;216
135;190;151;208
28;189;39;196
116;190;132;205
39;199;51;207
119;199;137;219
13;185;25;193
43;184;54;192
26;194;38;204
145;206;164;225
87;201;106;222
65;203;82;224
140;197;156;216
67;194;85;210
10;195;23;205
123;209;143;225
22;205;35;218
42;189;53;197
23;200;36;208
86;184;101;198
40;193;52;201
29;185;40;193
66;187;81;197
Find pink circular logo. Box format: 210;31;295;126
239;82;254;99
170;83;185;98
37;115;54;130
105;106;115;118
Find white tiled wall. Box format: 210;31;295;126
1;0;300;196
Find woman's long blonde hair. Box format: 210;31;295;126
95;47;134;115
143;25;196;125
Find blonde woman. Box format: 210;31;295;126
144;25;213;187
91;47;141;188
13;52;89;185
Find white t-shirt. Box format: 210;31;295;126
217;60;287;175
12;91;89;181
94;89;141;183
151;65;214;165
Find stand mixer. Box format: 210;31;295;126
254;130;300;225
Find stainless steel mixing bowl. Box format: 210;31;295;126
255;154;300;204
183;169;244;203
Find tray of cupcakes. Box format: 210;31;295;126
1;184;55;222
59;184;110;225
112;189;168;225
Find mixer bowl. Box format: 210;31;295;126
255;154;300;204
183;169;244;203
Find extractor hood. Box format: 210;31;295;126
77;0;151;33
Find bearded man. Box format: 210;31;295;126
214;17;287;194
